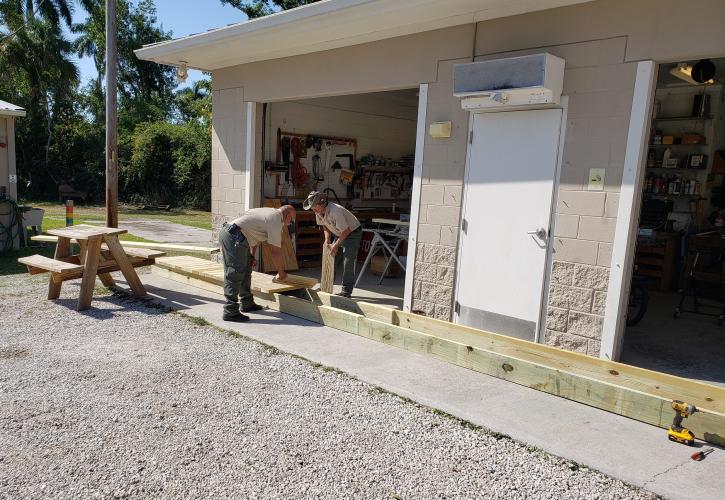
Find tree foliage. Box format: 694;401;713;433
0;0;218;209
125;121;210;208
220;0;320;19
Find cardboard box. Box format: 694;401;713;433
682;133;704;145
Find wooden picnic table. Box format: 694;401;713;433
19;224;164;311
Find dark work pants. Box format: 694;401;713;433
219;226;254;314
333;228;362;295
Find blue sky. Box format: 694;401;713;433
67;0;248;89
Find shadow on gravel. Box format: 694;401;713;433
52;298;117;320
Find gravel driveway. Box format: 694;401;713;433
0;275;655;499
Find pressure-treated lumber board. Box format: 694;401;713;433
261;229;298;272
18;254;84;275
154;256;316;293
392;310;724;417
146;263;725;445
304;290;396;324
350;313;724;445
32;234;219;254
320;243;335;293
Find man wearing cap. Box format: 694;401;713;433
219;205;296;322
303;191;362;298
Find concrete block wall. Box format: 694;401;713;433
411;59;471;321
544;42;635;355
211;87;248;240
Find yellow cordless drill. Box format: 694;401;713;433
668;400;697;446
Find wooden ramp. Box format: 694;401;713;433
152;259;725;446
154;256;317;294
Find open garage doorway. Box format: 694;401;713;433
619;58;725;387
258;89;420;308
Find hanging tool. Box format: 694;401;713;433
290;137;309;188
691;448;713;461
668;400;698;446
312;154;323;181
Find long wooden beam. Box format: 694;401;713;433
153;263;725;445
31;235;219;254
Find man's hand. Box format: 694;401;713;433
273;271;288;282
250;256;257;269
329;242;340;257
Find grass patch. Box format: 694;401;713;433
188;316;211;327
40;217;156;243
29;202;212;230
0;245;55;275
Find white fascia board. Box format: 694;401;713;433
135;0;593;71
0;100;27;117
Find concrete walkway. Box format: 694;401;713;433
118;272;725;500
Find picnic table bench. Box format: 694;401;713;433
18;224;165;311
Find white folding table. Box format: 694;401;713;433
355;219;409;286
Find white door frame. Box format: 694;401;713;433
453;102;567;342
403;83;428;311
537;96;568;343
244;101;257;211
601;61;657;361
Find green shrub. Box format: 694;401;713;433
124;121;210;209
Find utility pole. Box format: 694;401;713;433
105;0;118;227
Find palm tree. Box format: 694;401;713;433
20;0;74;27
0;0;79;191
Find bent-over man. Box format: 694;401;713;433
219;205;296;322
303;191;362;298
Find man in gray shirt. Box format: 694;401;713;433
219;205;296;322
303;191;362;298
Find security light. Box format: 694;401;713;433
175;61;189;83
669;63;715;85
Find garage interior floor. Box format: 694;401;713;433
621;290;725;388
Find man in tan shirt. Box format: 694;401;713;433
303;191;362;298
219;205;295;322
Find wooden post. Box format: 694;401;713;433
65;199;73;226
105;0;118;228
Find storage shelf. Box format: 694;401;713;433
643;192;703;198
646;167;707;171
652;115;713;122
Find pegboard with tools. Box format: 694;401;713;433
269;129;357;195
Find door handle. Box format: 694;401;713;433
527;228;548;240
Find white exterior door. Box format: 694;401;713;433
455;108;563;341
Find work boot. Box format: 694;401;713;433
223;312;250;323
336;291;352;298
241;303;264;313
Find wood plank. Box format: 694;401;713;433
50;237;69;294
48;224;126;239
104;235;147;298
306;290;396;324
19;254;84;276
32;235;218;254
320;243;335;294
393;310;725;415
261;229;298;272
100;244;165;259
77;237;102;311
153;256;317;294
